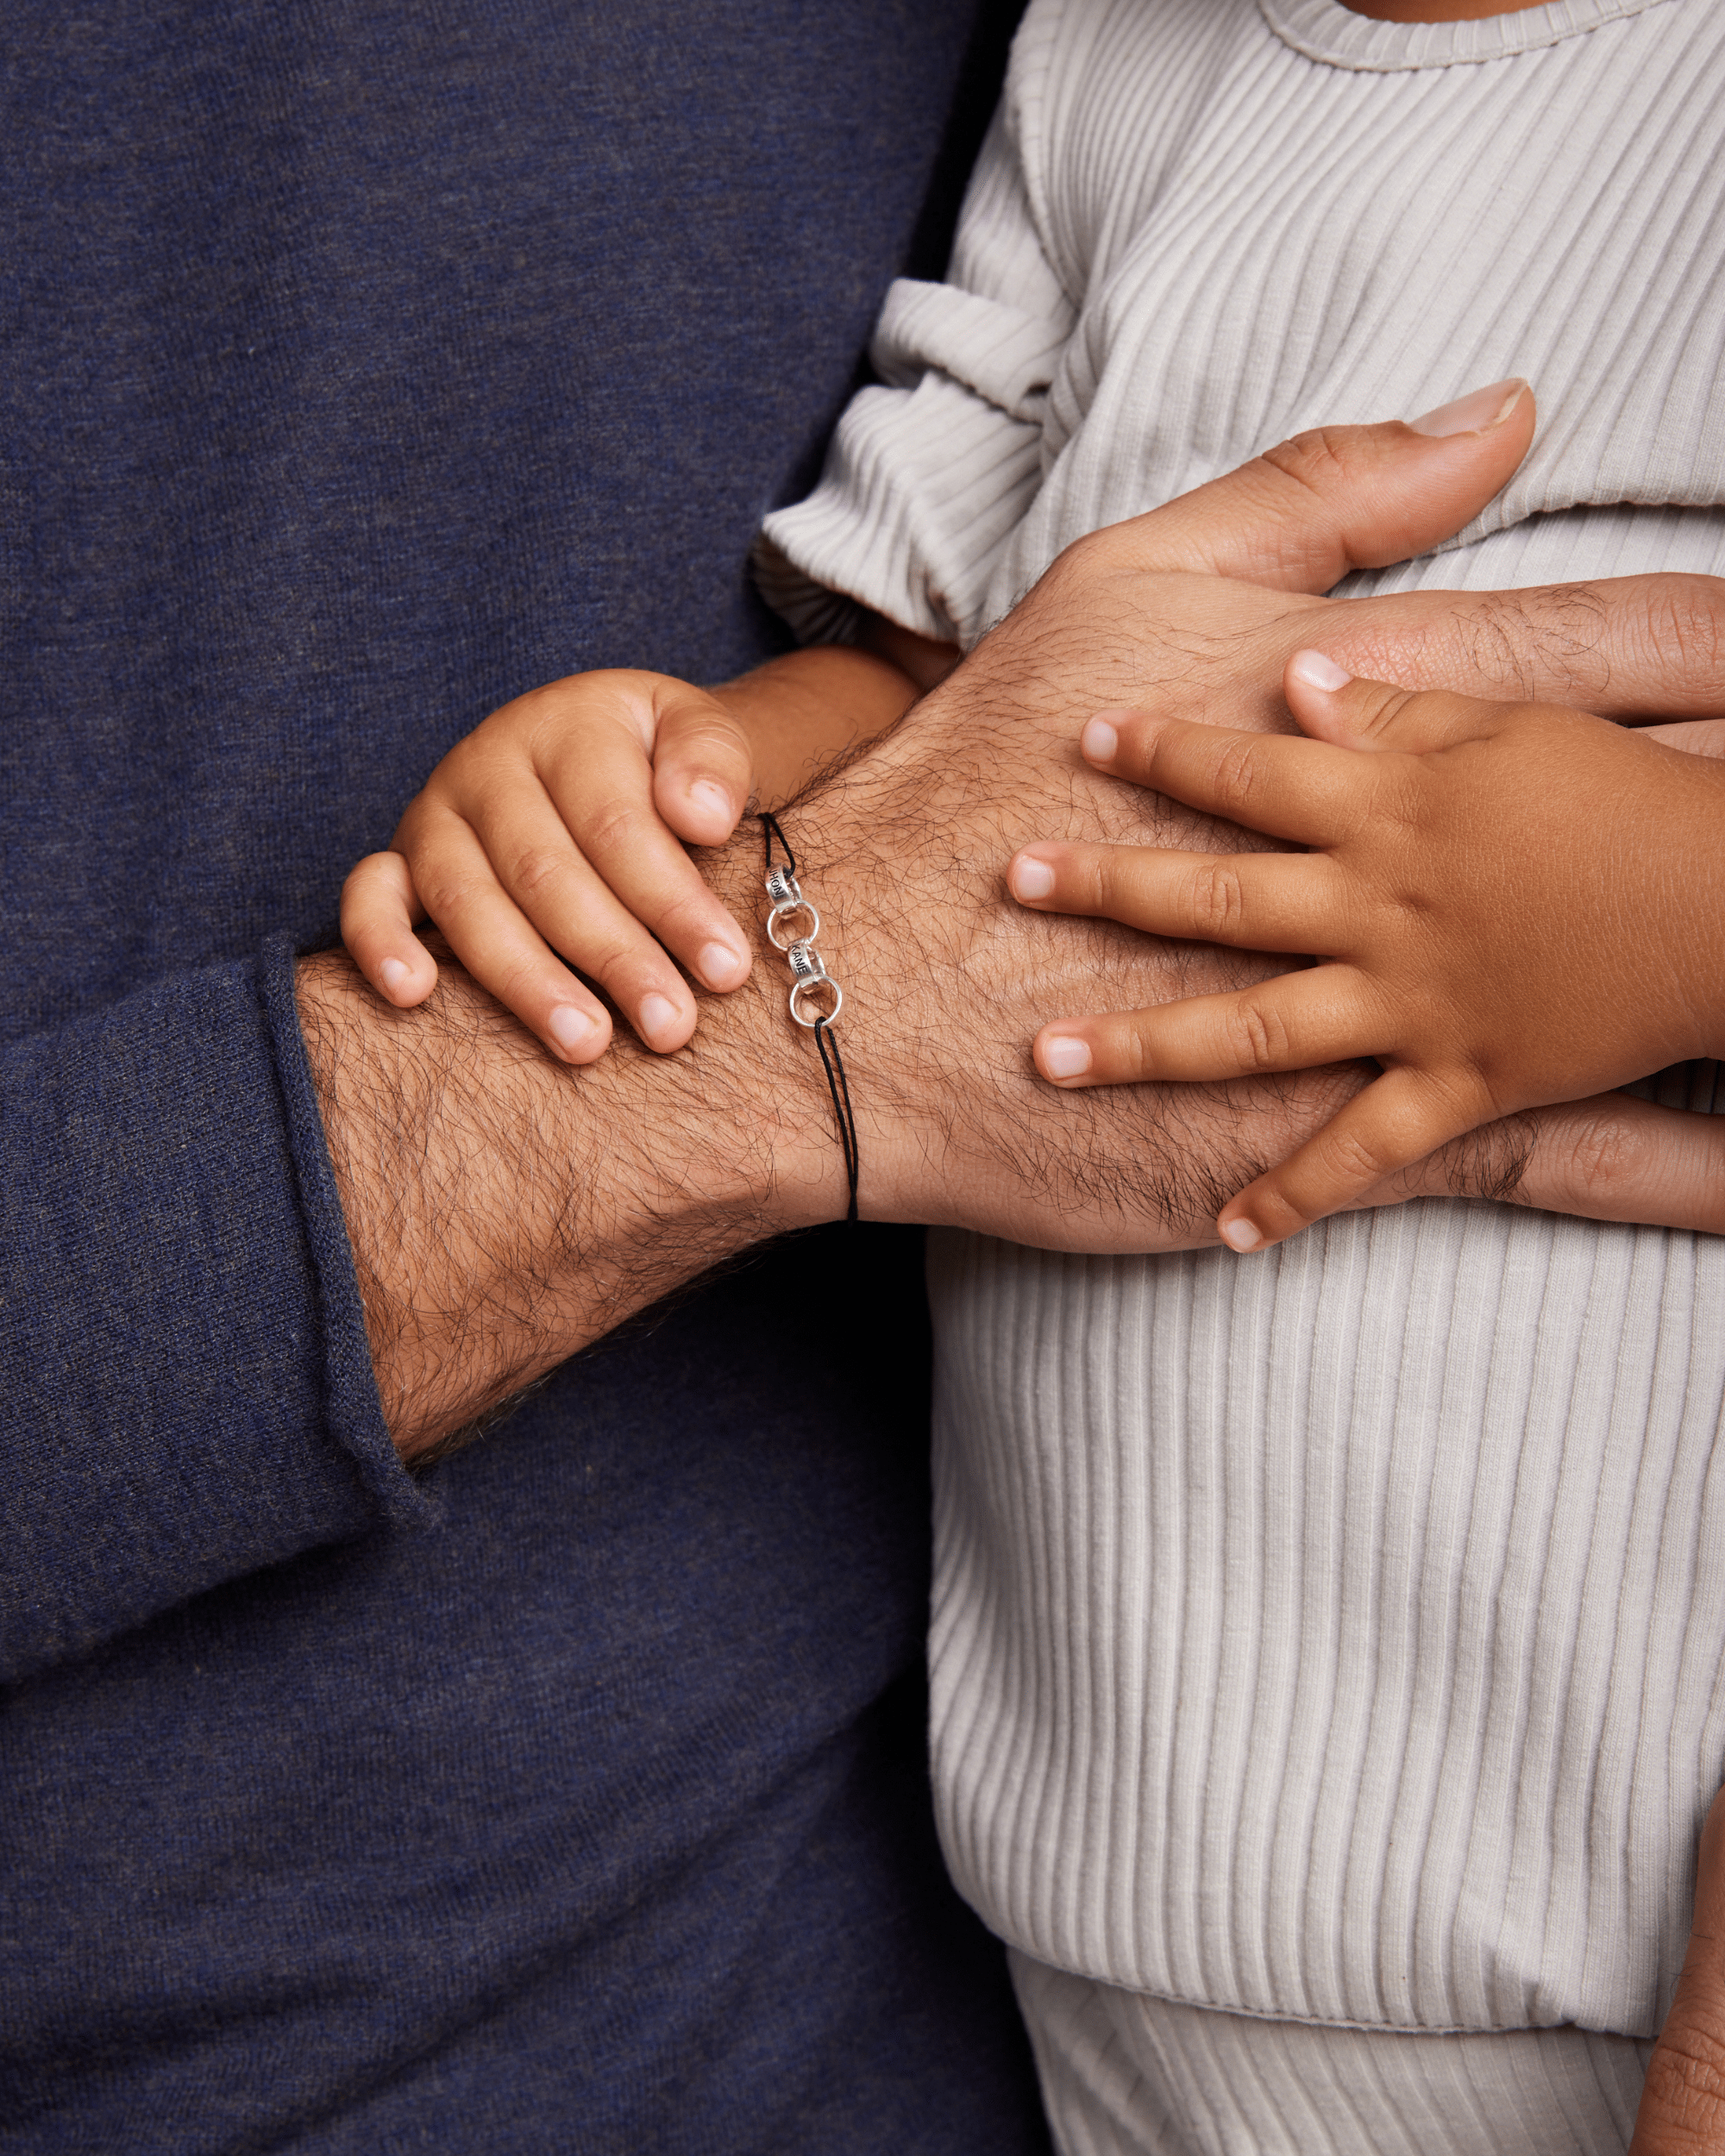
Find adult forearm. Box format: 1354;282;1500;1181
298;883;846;1459
304;417;1725;1456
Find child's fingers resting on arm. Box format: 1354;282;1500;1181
342;670;757;1062
1010;657;1725;1249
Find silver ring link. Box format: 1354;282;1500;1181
767;897;820;950
766;861;844;1027
790;975;843;1028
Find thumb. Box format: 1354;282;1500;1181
1105;378;1534;595
648;681;757;847
1283;648;1511;753
1631;1783;1725;2154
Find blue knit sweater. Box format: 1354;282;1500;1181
0;3;1046;2147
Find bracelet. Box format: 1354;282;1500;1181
761;812;859;1222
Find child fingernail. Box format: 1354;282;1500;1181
549;1003;598;1053
1289;649;1352;693
1042;1037;1091;1079
380;956;411;993
1220;1217;1264;1251
1012;856;1056;900
698;940;747;987
639;993;681;1043
691;780;733;821
1407;377;1528;437
1081;717;1119;762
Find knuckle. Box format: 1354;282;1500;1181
414;862;487;922
1224;995;1290;1074
1189;859;1246;939
1559;1113;1648;1199
1357;687;1424;742
1056;526;1113;575
672;710;748;761
1044;522;1140;594
1324;1121;1394;1184
1107;1025;1158;1084
1208;736;1264;813
1260;426;1353;499
653;889;716;945
580;795;651;859
503;844;572;904
1641;574;1725;700
1642;2014;1725;2135
580;937;643;987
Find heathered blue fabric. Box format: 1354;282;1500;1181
0;2;1048;2147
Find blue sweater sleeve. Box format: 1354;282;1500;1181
0;938;435;1681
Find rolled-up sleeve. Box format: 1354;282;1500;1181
759;90;1077;650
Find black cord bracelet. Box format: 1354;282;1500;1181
760;812;859;1223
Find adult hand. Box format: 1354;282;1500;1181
301;402;1725;1455
789;432;1725;1252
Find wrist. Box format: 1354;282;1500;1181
298;893;846;1460
708;644;923;809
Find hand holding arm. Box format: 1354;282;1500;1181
306;406;1725;1460
339;645;928;1063
1007;658;1725;1250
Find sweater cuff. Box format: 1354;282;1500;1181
0;942;434;1683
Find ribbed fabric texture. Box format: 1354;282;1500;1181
925;527;1725;2048
762;0;1725;649
761;0;1725;2084
1010;1951;1654;2156
931;1068;1725;2040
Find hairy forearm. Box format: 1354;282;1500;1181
301;550;1725;1462
302;623;951;1462
298;852;846;1460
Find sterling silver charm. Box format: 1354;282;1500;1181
765;864;821;952
763;868;842;1026
787;937;843;1029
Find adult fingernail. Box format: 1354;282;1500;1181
1081;717;1119;762
1042;1037;1091;1079
1408;377;1529;438
1289;649;1352;693
698;940;747;988
639;993;681;1043
1220;1217;1264;1251
690;780;733;823
1011;856;1056;901
380;956;411;994
549;1003;598;1053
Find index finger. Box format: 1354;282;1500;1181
533;721;753;993
1081;708;1370;846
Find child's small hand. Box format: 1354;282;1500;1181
1008;655;1725;1250
342;670;759;1062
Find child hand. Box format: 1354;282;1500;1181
1008;655;1725;1250
342;669;759;1062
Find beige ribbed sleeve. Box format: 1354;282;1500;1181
756;98;1075;644
763;0;1725;649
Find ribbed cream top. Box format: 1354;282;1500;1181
763;0;1725;2040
